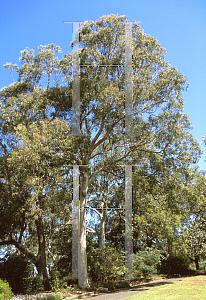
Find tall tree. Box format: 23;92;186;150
0;14;202;288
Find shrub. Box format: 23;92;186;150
0;279;14;300
199;259;206;271
159;253;190;276
133;247;162;278
89;245;124;281
0;252;34;294
30;275;45;294
49;269;65;291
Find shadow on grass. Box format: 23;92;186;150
129;277;190;293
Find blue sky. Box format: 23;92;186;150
0;0;206;170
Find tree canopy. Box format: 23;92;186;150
0;14;205;290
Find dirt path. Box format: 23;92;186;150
79;277;189;300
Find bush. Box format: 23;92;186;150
88;245;124;281
133;247;162;279
0;279;14;300
159;253;190;276
199;259;206;271
30;275;45;294
49;269;65;291
0;252;34;294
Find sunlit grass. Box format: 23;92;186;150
123;276;206;300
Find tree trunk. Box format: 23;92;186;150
99;211;106;248
79;168;89;288
35;216;51;291
194;255;199;271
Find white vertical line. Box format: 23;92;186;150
125;22;133;136
125;165;133;279
72;165;79;279
72;22;80;135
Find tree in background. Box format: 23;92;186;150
182;173;206;270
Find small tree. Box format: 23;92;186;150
90;244;124;282
133;247;162;278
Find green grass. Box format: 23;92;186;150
123;276;206;300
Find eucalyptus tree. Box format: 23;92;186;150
0;13;202;288
130;103;202;252
74;14;202;286
182;172;206;270
86;143;125;248
91;96;201;254
0;45;74;290
0;111;73;290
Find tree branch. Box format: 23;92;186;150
18;214;27;244
86;205;102;218
86;226;96;233
90;114;124;155
0;239;38;263
90;106;106;152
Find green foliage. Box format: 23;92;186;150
133;247;162;278
49;270;66;292
0;279;14;300
0;252;33;295
30;275;45;294
198;259;206;271
88;244;124;281
183;175;206;268
0;14;205;290
159;253;190;276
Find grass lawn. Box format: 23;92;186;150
123;276;206;300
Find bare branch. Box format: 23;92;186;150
18;215;27;244
86;205;102;218
86;226;96;233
